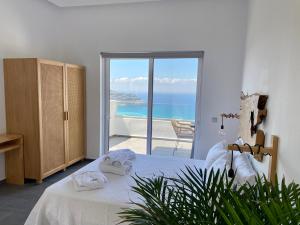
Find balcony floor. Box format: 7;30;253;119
109;135;192;158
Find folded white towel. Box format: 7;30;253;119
103;149;136;167
100;160;132;176
72;171;108;192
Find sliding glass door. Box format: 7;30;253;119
151;58;198;158
102;52;203;158
108;59;149;155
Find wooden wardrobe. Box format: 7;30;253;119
4;58;86;183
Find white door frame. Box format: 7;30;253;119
100;51;204;158
146;57;154;155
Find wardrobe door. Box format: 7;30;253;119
39;60;66;177
66;64;85;165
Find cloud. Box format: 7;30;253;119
112;76;196;84
113;76;148;83
111;76;197;93
154;77;197;84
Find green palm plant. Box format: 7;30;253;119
119;167;300;225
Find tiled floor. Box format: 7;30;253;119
0;160;91;225
109;136;192;158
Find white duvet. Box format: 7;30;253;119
25;154;204;225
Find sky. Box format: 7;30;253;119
110;58;199;94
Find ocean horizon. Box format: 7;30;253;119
115;92;196;121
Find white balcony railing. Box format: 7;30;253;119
109;100;194;142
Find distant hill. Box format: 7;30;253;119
110;90;144;104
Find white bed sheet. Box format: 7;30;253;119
25;154;204;225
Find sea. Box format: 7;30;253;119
116;92;196;121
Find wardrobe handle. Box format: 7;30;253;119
64;112;69;121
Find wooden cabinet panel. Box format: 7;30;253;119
4;59;41;179
39;62;66;175
66;65;85;164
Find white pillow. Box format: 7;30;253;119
208;154;228;173
225;137;246;172
205;141;236;173
233;153;257;186
204;141;227;170
205;139;257;186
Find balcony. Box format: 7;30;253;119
109;100;194;158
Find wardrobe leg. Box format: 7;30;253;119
36;179;43;184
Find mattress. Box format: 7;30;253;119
25;154;204;225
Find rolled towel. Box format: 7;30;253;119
100;160;132;176
72;171;108;192
103;149;136;167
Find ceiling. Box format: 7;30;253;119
47;0;168;7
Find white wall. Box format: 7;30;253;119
0;0;248;180
59;0;248;159
0;0;63;180
242;0;300;182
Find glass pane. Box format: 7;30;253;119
109;59;149;154
151;58;198;158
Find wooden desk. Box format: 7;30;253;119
0;134;24;185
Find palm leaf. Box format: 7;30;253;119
119;167;300;225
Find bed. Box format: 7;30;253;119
25;154;205;225
25;93;278;225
